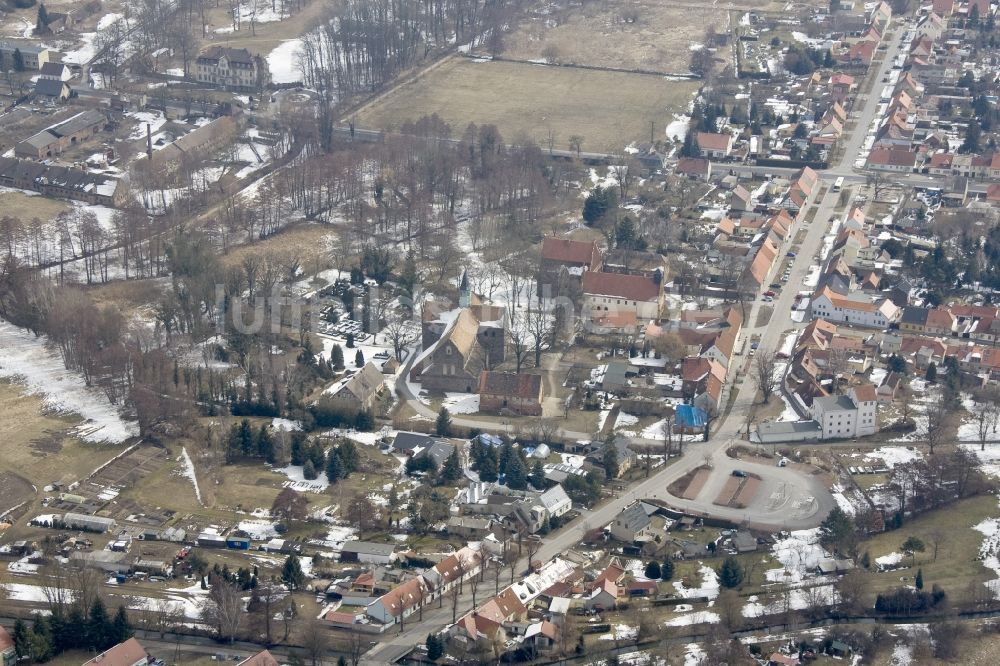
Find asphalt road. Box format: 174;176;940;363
362;18;915;664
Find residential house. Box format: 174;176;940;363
932;0;955;15
582;271;663;323
81;638;148;666
609;502;655;543
675;157;712;181
423;545;483;600
447;516;494;539
810;384;878;439
145;114;245;176
478;371;543;416
810;286;899;328
695;132;734;158
365;577;427;625
877;371;904;404
323;362;385;416
868;148;917;172
829;72;856;104
38;61;72;81
898;306;956;336
538;485;572;520
194;46;270;90
34;77;69;100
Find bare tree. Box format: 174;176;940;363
204;577;244;643
507;309;531;373
752;349;779;403
300;619;329;666
382;313;418;361
971;387;1000;451
923;394;954;455
70;564;104;613
40;563;72;614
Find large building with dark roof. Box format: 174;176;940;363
195;46;269;90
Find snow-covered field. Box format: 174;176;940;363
0;320;138;443
268;39;304;83
767;528;825;584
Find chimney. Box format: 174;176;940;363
146;123;152;159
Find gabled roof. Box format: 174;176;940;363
333;362;384;402
582;271;660;302
478;371;542;400
613;502;652;535
82;638;148;666
542;236;601;265
695;131;732;152
197;46;256;64
675;157;711;175
851;384;877;402
238;651;280;666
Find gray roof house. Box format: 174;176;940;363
340;541;396;565
608;502;654;543
34;77;69;100
418;440;456;468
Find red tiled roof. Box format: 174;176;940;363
478;371;542;400
82;639;148;666
852;384;877;402
542;237;600;266
696;132;732;152
582;271;660;302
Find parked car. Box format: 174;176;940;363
764;290;776;297
732;470;747;477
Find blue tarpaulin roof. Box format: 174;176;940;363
675;404;708;428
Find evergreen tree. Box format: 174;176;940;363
400;250;418;299
110;606;132;645
237;419;254;455
11;619;30;658
302;459;317;480
345;333;355;348
28;618;53;662
925;362;938;383
337;658;347;666
36;4;49;33
282;554;305;590
290;431;307;466
718;556;744;588
330;344;345;370
915;568;924;590
679;130;699;157
87;597;112;651
505;453;528;489
355;349;365;367
530;459;546;488
478;448;499;482
326;450;344;484
435;407;452;436
13;48;25;71
256;424;275;462
644;560;661;579
338;439;360;475
661;558;675;581
426;634;444;660
439;449;462;484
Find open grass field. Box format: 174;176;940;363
0;190;70;222
0;381;122;506
356;56;701;151
861;494;999;598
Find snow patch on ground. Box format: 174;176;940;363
672;564;719;601
0;320;138;443
268;39;303;83
768;528;825;583
178;448;203;506
865;446;922;468
441;392;480;415
664;610;720;626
